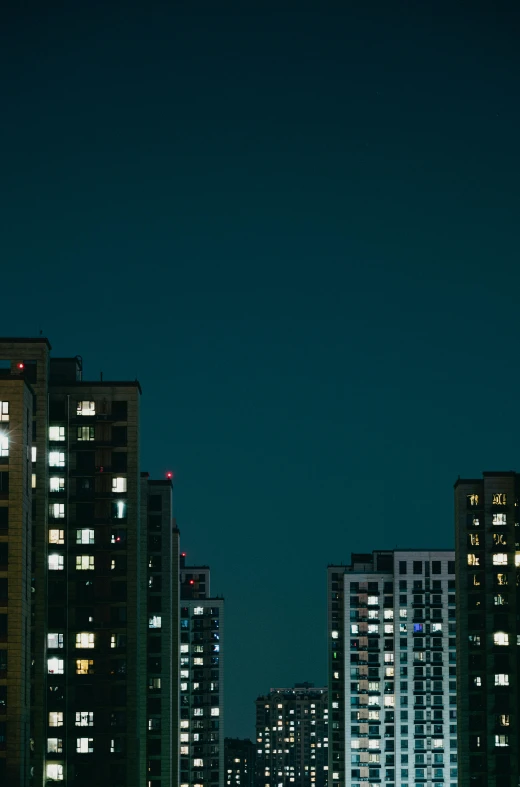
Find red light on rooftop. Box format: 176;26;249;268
181;552;187;557
166;471;173;479
17;362;24;370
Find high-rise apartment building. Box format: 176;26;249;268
141;473;180;787
255;683;328;787
455;472;520;787
0;337;179;787
328;550;457;787
180;555;224;787
224;738;256;787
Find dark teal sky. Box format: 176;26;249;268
2;1;520;736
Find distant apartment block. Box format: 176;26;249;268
255;683;328;787
180;555;224;787
224;738;256;787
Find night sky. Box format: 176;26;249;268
2;1;520;737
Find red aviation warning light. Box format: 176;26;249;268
166;471;173;480
17;362;24;370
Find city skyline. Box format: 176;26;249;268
2;0;520;739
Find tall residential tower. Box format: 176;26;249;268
455;472;520;787
328;550;457;787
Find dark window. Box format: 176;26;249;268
399;561;407;574
148;495;162;512
76;452;95;472
0;509;7;531
0;615;7;641
432;561;441;574
0;580;7;602
413;561;422;574
111;401;127;419
49;399;66;419
0;474;7;494
448;561;455;575
112;427;127;446
112;452;127;472
0;650;6;677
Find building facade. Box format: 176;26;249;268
255;683;328;787
224;738;256;787
328;550;457;787
455;472;520;787
180;556;224;787
0;337;179;787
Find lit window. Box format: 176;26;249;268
76;528;94;545
368;609;378;619
149;616;162;629
180;644;189;653
495;674;509;686
493;493;507;505
76;737;94;753
48;658;64;674
31;446;36;462
49;529;64;545
194;759;204;767
180;733;189;742
49;503;65;519
497;574;508;585
331;631;339;639
48;633;64;649
474;676;481;687
432;623;442;632
0;402;9;422
383;610;394;620
149;677;161;690
49;452;65;467
193;657;203;665
75;712;94;726
77;401;95;416
76;659;94;675
494;632;509;646
46;764;64;781
467;554;479;566
0;433;8;457
515;553;520;567
493;533;507;546
76;555;94;571
493;513;507;525
368;711;379;720
494;594;506;606
384;653;394;663
48;554;64;571
368;596;379;606
498;715;510;726
193;607;204;615
47;738;63;753
385;666;394;677
49;477;65;493
113;500;127;519
384;696;395;707
32;473;36;488
384;624;394;634
493;554;508;566
77;426;95;441
467;494;479;506
368;624;379;634
351;624;359;634
400;609;407;618
495;735;509;747
470;534;480;545
49;712;64;727
193;708;203;716
112;477;127;492
211;708;220;716
49;426;65;441
75;632;95;649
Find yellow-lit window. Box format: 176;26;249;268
468;554;479;566
49;503;65;519
49;451;65;467
46;764;64;781
0;402;9;422
47;738;63;753
493;493;507;505
76;659;94;675
494;632;509;646
469;534;480;546
50;477;65;493
493;554;508;566
76;737;93;753
493;533;506;545
0;433;8;457
493;513;507;525
77;401;95;416
49;712;64;727
495;674;509;686
497;573;508;585
76;555;94;571
48;554;64;570
49;529;64;545
32;473;36;488
75;712;94;726
467;494;479;506
112;477;127;492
